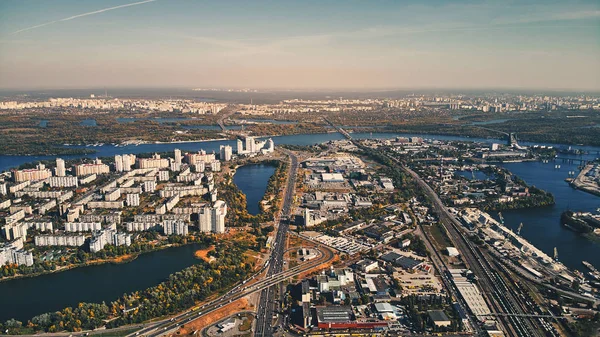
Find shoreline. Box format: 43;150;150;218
0;242;200;283
569;163;600;197
2;130;600;158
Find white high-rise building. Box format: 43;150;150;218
265;138;275;153
115;155;124;172
237;139;244;154
245;136;256;154
210;161;221;172
174;149;182;165
198;205;212;232
211;200;227;233
220;145;233;161
197;201;227;234
55;158;66;177
122;154;135;171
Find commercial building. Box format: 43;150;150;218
321;173;345;183
316;306;387;330
428;310;451;327
448;269;491;318
446;247;460;257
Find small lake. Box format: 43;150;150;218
233;164;277;215
0;243;204;322
38;120;48;128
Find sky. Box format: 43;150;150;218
0;0;599;91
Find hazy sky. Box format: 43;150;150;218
0;0;599;90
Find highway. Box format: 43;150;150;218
254;149;299;337
122;149;306;337
123;245;333;337
216;105;238;132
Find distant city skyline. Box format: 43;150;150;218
0;0;599;90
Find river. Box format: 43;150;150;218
0;131;599;319
496;158;600;271
233;164;277;215
0;244;204;322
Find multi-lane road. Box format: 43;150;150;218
254;149;299;337
124;246;333;337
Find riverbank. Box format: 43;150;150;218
570;163;600;197
130;137;229;145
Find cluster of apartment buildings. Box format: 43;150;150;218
0;143;240;267
0;97;228;114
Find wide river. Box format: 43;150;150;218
0;131;599;322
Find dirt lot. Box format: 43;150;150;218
194;246;215;263
171;298;252;336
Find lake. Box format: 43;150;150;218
233;164;277;215
0;244;204;322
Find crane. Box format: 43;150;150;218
498;212;504;224
517;223;523;236
554;247;559;261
